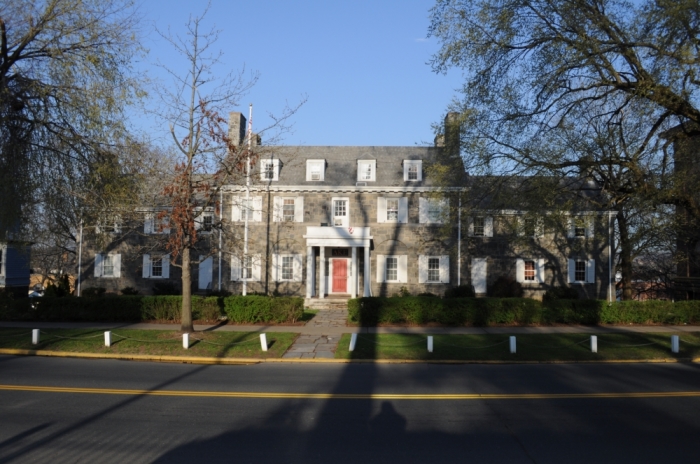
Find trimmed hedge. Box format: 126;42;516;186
348;297;700;326
0;295;303;324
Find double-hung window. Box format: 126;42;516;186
333;199;348;227
283;199;295;222
516;258;544;284
241;198;254;221
232;254;261;281
386;199;399;222
242;256;253;280
282;256;294;280
419;197;448;224
474;217;485;236
103;255;115;277
357;160;376;182
403;160;422;181
428;258;440;282
567;258;595;284
524;260;535;281
575;260;586;282
259;159;279;181
151;256;163;277
418;255;449;283
386;257;398;281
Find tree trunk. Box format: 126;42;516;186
180;246;194;333
616;209;634;301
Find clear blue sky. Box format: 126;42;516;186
133;0;462;147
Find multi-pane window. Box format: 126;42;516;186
408;165;418;180
361;163;372;180
306;160;324;181
242;199;254;221
357;160;375;181
575;260;586;282
283;199;295;222
427;258;440;282
103;255;114;277
574;218;586;237
386;257;398;281
202;212;213;230
334;200;347;226
474;217;485;236
242;256;253;280
282;256;294;280
386;199;399;222
428;201;442;222
404;160;422;181
263;162;275;180
524;218;536;237
524;260;535;281
311;165;321;180
152;256;163;277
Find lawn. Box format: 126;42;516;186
0;328;298;359
334;332;700;362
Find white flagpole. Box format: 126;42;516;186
243;104;252;296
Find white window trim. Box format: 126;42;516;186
357;160;376;182
142;253;171;279
419;197;449;224
232;196;263;222
94;253;121;278
331;197;350;227
231;254;262;282
96;215;122;235
517;216;543;238
403;160;422;182
194;207;215;233
516;258;545;284
567;216;594;238
144;212;170;234
377;197;408;224
273;196;304;223
376;255;408;283
568;258;595;284
418;255;450;284
272;253;304;282
467;216;494;237
260;158;280;181
306;159;325;181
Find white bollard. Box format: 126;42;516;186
32;329;40;345
260;333;268;352
349;333;358;352
182;333;189;349
671;335;680;354
427;336;434;353
104;331;111;347
590;335;598;353
510;336;516;354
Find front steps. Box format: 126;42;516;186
304;297;351;311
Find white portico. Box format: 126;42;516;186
303;226;372;299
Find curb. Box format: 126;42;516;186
1;349;699;365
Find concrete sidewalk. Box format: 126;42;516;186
2;321;699;335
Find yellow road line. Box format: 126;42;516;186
1;384;700;400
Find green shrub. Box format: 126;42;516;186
152;281;180;295
121;287;139;295
44;275;72;297
444;285;475;298
543;286;579;301
223;296;303;323
488;276;523;298
81;287;106;297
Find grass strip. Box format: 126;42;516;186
334;333;700;361
0;328;297;359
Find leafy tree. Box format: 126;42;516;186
0;0;144;237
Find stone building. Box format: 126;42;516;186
79;113;613;301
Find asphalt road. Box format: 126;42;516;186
1;356;700;463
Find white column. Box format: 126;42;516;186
363;244;370;297
306;246;313;298
311;246;316;297
351;247;357;298
319;246;326;299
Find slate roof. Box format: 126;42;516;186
252;146;449;187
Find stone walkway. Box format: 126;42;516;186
283;309;347;359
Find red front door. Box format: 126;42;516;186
332;259;348;293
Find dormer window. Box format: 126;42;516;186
260;159;279;181
404;160;422;181
357;160;376;182
306;159;325;181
